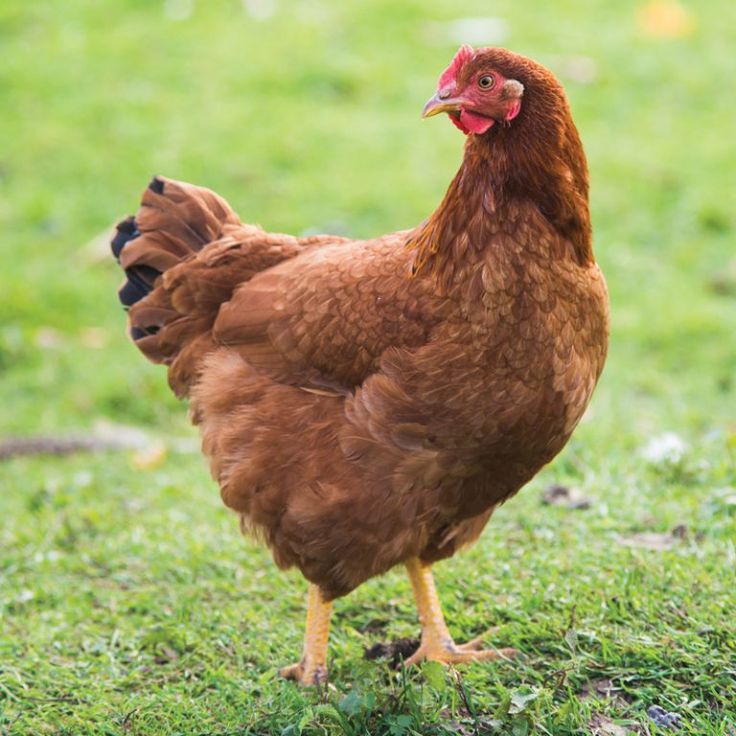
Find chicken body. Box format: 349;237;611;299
112;47;608;683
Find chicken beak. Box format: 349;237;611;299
422;93;461;118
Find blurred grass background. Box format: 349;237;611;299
1;0;735;734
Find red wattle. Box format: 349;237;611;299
458;109;496;135
449;115;470;134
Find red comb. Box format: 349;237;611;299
438;45;474;89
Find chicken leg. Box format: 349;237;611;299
280;584;332;685
403;557;517;666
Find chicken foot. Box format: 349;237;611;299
280;584;332;686
403;557;517;667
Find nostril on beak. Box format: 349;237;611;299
438;88;452;100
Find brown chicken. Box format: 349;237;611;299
111;46;609;685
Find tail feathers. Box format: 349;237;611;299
111;175;307;398
111;216;138;259
112;215;159;309
112;176;239;311
111;176;243;396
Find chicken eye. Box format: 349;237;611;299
478;75;495;90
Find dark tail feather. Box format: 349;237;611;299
112;178;180;310
111;174;239;328
111;175;311;398
110;175;243;397
111;216;138;260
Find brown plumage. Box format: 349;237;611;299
111;47;608;684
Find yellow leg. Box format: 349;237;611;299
280;584;333;686
403;557;517;667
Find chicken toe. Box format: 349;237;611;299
279;659;328;686
404;640;518;667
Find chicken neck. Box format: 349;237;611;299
410;119;592;294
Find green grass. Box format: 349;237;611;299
1;0;735;733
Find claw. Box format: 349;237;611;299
455;626;502;651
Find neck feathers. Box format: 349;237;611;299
410;88;592;289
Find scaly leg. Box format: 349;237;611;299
403;557;517;667
280;584;333;686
